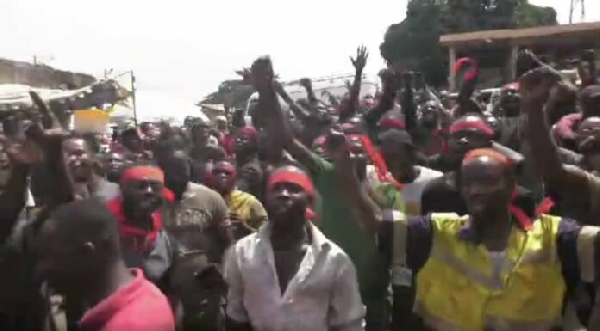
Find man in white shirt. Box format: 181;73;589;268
224;163;364;331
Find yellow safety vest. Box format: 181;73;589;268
408;213;571;331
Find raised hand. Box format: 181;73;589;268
379;68;398;93
235;67;252;84
350;46;368;71
518;66;562;108
299;78;312;89
250;56;275;93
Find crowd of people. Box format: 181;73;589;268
1;45;600;331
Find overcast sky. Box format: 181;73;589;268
1;0;598;116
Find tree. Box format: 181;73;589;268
381;0;557;86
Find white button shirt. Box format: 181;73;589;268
224;222;365;331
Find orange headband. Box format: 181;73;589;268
268;170;315;197
120;165;165;184
463;148;513;168
463;148;532;230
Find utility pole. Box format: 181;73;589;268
131;71;138;127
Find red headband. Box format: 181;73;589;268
449;120;494;137
120;165;165;184
268;170;315;197
379;117;406;131
237;126;258;138
463;148;530;230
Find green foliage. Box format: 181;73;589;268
517;3;557;28
381;0;557;86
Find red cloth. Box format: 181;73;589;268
449;120;494;137
79;269;175;331
379;117;406;130
268;170;315;197
221;133;235;155
106;199;163;252
120;166;164;184
553;113;582;143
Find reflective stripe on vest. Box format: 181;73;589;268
414;301;561;331
415;214;566;331
577;226;600;283
383;209;410;286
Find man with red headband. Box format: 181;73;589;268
210;159;267;240
251;56;387;331
421;115;536;218
106;163;177;284
224;164;364;331
339;143;600;331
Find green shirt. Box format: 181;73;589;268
310;154;389;298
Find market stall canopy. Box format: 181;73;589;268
0;79;129;112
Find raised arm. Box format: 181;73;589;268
299;78;319;107
363;69;398;138
250;57;321;173
28;91;75;208
339;46;368;122
520;69;573;186
328;130;381;233
520;67;600;222
401;72;417;132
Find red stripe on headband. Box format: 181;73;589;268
268;170;315;197
379;117;406;130
121;165;165;184
449;120;494;137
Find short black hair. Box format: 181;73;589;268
50;198;121;256
64;132;96;154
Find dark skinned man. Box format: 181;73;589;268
337;141;600;331
211;159;267;240
522;65;600;226
36;199;175;331
154;136;232;264
250;55;387;331
414;100;448;156
224;164;364;331
369;127;441;331
421;115;536;220
101;151;130;183
63;136;120;202
105;164;177;285
233;126;265;203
